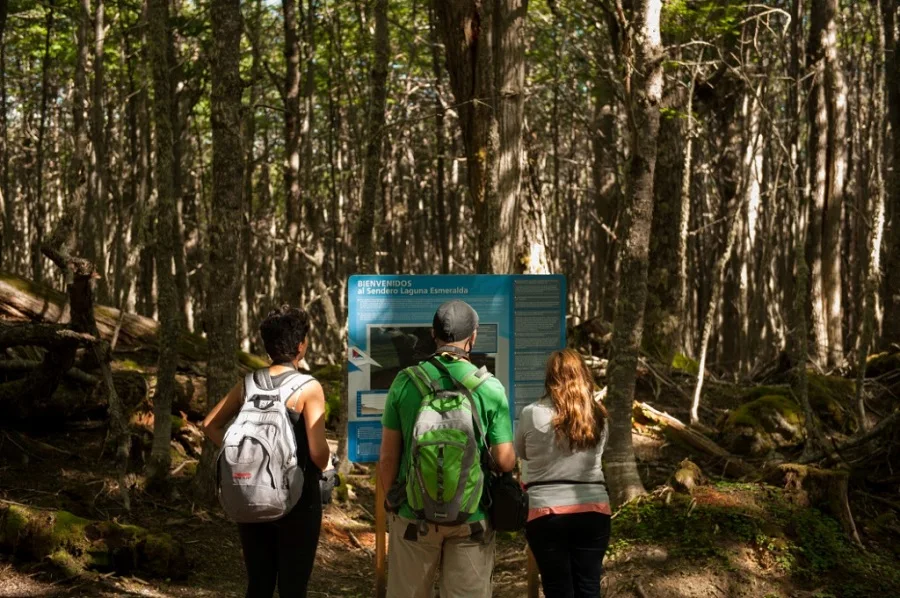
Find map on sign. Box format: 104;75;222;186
346;275;567;463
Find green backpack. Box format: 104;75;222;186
401;357;492;525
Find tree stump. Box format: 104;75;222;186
767;464;862;546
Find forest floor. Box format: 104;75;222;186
3;272;900;597
4;379;900;598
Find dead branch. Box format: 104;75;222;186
634;401;757;478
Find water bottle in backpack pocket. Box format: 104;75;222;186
217;368;311;523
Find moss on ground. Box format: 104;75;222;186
726;394;803;429
609;485;900;597
671;352;700;376
0;502;186;579
863;351;900;378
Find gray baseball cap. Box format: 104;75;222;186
432;300;479;342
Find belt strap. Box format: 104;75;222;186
524;480;607;490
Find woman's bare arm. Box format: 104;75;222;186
200;380;243;448
295;381;330;471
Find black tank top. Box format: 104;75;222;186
271;370;322;507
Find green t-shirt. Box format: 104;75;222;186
381;354;514;522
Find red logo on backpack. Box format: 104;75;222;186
233;472;252;480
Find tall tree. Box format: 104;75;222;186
283;0;303;301
822;0;847;367
193;0;244;501
883;0;900;344
807;0;846;367
32;3;54;284
0;0;8;268
434;0;528;273
146;0;179;489
356;0;390;273
603;0;663;506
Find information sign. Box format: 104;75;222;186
347;274;566;463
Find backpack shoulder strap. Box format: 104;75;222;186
275;372;315;403
402;364;440;399
428;358;491;451
460;367;492;392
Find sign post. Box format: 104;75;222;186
375;468;387;598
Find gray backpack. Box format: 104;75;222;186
217;368;312;523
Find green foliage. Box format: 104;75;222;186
661;0;744;43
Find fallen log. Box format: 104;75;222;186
0;272;268;370
633;401;757;478
0;500;187;578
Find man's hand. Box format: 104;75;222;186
378;427;403;506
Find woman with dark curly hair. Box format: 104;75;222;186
201;305;330;598
515;349;611;598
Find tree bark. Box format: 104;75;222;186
356;0;390;274
591;72;618;322
85;0;110;303
283;0;303;301
0;0;8;269
883;0;900;344
192;0;244;503
491;0;527;273
822;0;846;367
603;0;663;507
31;3;54;285
645;88;685;365
854;0;888;433
430;5;450;274
807;0;833;368
147;0;179;490
434;0;527;274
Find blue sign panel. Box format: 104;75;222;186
346;275;566;463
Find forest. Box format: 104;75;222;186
1;0;900;596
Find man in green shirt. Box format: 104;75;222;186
378;300;516;598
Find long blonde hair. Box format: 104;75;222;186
545;349;607;451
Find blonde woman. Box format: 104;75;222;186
515;349;611;598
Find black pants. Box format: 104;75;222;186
237;499;322;598
525;512;612;598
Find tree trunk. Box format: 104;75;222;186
491;0;527;274
283;0;303;301
434;0;527;274
807;0;832;368
192;0;244;503
31;4;54;285
146;0;179;490
591;73;618;322
645;89;685;365
430;5;450;274
88;0;110;303
356;0;389;273
0;0;8;269
854;0;888;433
883;0;900;344
603;0;663;507
822;0;846;367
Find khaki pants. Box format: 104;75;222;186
386;514;495;598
